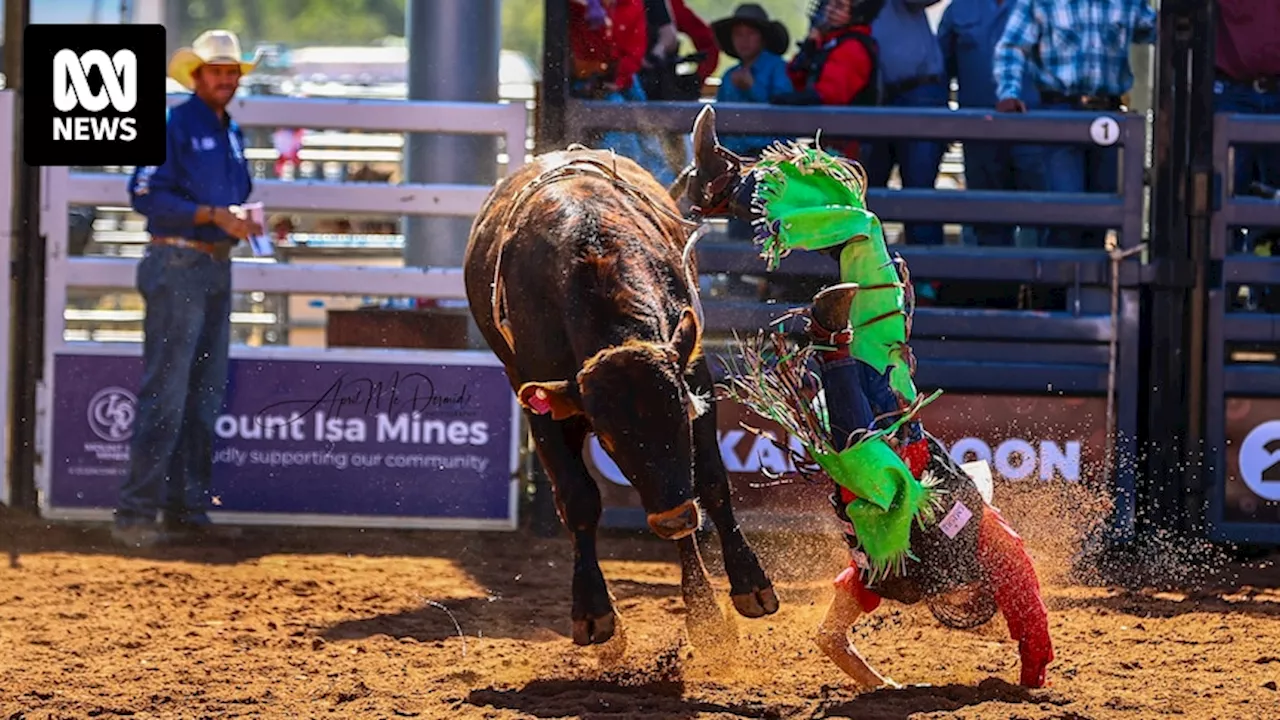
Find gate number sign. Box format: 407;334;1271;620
1090;116;1120;147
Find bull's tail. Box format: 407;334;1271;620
491;240;516;357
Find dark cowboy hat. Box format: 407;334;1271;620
711;4;791;60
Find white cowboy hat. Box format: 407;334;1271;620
168;30;261;91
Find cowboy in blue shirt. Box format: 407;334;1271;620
938;0;1047;248
112;30;264;548
711;4;793;157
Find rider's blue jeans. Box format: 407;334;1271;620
820;356;923;451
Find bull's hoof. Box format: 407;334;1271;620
730;585;780;619
572;612;618;646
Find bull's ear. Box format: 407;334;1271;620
517;381;582;420
670;306;703;373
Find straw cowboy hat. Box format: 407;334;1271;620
168;30;261;90
711;4;791;60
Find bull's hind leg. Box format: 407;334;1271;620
527;414;619;646
689;358;779;619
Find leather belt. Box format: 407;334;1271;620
884;74;943;98
150;236;234;261
1039;91;1123;111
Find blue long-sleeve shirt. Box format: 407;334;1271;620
715;51;794;156
993;0;1157;101
129;95;253;243
939;0;1039;108
871;0;946;87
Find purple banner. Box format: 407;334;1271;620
50;353;519;526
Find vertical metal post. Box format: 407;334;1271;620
5;0;42;513
164;0;185;55
1181;0;1217;536
1141;0;1213;541
404;0;500;272
537;0;569;153
403;0;501;349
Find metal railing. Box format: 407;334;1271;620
33;95;530;528
1205;113;1280;543
0;92;14;505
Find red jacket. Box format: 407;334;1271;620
787;25;875;106
668;0;718;81
570;0;648;91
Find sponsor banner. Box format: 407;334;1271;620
584;394;1107;524
48;353;520;528
1224;398;1280;524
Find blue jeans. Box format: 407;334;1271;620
116;244;232;528
1040;100;1119;250
964;141;1049;247
820;356;922;450
1214;78;1280;255
862;81;949;246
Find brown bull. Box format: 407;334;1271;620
463;147;779;648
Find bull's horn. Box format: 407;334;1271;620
692;105;720;163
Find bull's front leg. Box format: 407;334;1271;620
527;414;620;647
675;534;738;655
689;358;780;619
815;565;899;690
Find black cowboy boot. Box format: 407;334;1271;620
807;282;859;362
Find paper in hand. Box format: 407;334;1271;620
243;202;272;257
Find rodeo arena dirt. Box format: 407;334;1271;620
3;485;1280;720
5;5;1280;718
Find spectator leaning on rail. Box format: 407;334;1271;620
711;4;794;158
569;0;675;185
639;0;718;100
1214;0;1280;311
938;0;1047;249
112;30;264;549
640;0;719;184
993;0;1156;250
779;0;883;161
862;0;948;251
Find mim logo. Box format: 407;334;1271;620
24;24;166;167
52;49;139;142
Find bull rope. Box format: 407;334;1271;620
490;149;708;358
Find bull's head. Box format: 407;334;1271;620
516;307;707;541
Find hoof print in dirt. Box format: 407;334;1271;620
731;585;780;618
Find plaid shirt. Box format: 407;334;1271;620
993;0;1157;101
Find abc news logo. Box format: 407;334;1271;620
53;49;139;143
24;24;167;167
